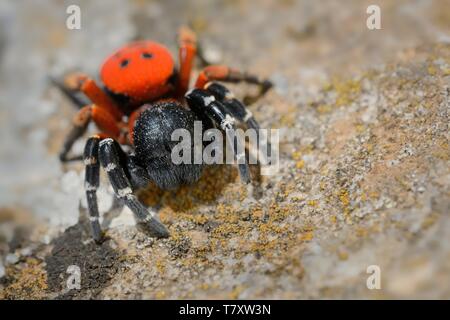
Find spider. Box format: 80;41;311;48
53;26;272;243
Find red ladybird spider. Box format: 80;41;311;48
53;26;272;243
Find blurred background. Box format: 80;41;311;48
0;0;449;299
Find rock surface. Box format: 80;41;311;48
0;0;449;299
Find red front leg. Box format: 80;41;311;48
195;65;272;104
176;26;197;97
64;72;124;121
195;65;271;89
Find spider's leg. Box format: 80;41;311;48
176;26;197;97
98;138;169;238
205;82;260;130
83;135;103;242
75;75;124;121
50;75;90;109
60;105;92;162
54;72;123;120
57;72;125;162
59;105;124;162
204;82;272;164
102;153;150;229
195;65;272;104
186;89;251;183
125;153;151;189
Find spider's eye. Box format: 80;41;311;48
120;59;129;68
141;52;153;59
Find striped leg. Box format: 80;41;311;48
204;82;272;164
98;138;169;238
185;89;251;183
205;82;260;130
83;136;103;242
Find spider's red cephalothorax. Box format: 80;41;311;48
53;26;272;243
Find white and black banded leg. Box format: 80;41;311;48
98;138;170;238
204;82;272;164
83;136;103;242
185;89;251;183
205;82;260;130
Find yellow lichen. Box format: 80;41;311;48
298;231;314;242
228;286;245;299
155;291;167;299
339;189;350;207
155;259;166;274
0;257;48;299
317;104;333;114
331;78;362;107
291;150;302;160
427;65;437;75
296;160;305;169
338;251;349;260
307;200;318;207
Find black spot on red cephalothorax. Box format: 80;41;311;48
100;41;175;106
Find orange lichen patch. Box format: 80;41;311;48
1;258;48;299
